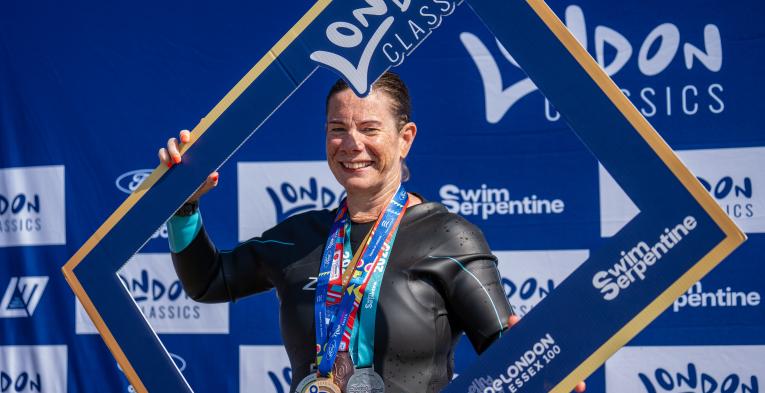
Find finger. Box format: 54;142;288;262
158;148;172;168
507;314;521;328
167;137;181;164
210;171;219;185
574;381;586;392
179;130;190;144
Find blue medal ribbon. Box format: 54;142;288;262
313;185;408;377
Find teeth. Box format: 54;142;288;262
343;161;372;169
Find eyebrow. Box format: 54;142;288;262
326;119;383;126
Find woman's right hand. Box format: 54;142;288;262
159;129;219;203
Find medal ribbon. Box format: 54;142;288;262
349;226;394;368
314;185;409;377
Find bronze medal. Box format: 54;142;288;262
331;351;355;392
346;367;385;393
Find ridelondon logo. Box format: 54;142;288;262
310;0;463;96
0;277;48;318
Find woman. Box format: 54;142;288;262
161;73;518;393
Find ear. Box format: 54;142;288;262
399;122;417;158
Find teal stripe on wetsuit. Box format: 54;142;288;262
167;211;203;253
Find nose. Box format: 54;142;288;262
339;128;364;152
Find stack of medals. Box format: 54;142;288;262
297;186;408;393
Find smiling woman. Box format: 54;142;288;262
160;72;515;393
324;74;418;222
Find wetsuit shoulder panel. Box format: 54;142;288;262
405;204;513;353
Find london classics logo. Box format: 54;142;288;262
439;184;565;220
310;0;462;96
461;4;725;123
119;269;200;321
0;166;65;247
264;367;292;393
606;345;764;393
0;370;42;392
0;194;41;233
237;161;346;241
697;175;753;219
0;345;67;393
0;277;48;318
115;169;168;240
495;250;588;317
267;176;346;224
76;253;228;334
239;346;292;393
637;363;759;393
599;147;765;237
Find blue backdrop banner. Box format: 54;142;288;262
0;0;762;392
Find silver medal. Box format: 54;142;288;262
346;367;384;393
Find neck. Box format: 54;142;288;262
346;183;400;223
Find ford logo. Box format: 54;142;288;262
115;169;153;194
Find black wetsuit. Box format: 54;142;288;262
171;201;513;393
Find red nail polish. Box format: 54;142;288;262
173;155;181;164
167;161;173;168
211;174;219;182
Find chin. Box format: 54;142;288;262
340;179;375;194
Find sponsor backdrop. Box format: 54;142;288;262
1;0;763;392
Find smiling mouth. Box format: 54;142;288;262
342;161;373;170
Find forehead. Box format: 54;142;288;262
327;89;394;122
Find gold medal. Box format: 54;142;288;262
297;376;342;393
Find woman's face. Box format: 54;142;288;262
326;88;416;196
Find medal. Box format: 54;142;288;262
331;351;355;392
296;373;342;393
346;368;385;393
296;373;317;393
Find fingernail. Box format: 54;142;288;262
180;131;190;143
166;161;173;168
211;173;219;182
172;154;181;164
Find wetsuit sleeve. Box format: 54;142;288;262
169;215;274;304
416;215;514;354
443;255;512;353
